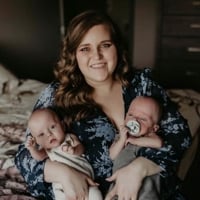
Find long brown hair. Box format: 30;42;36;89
54;10;133;126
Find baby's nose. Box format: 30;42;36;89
46;131;53;137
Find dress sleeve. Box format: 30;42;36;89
133;68;192;177
14;81;58;199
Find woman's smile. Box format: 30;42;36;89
90;62;106;68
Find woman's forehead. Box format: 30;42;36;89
79;24;111;44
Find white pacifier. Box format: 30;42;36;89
126;120;140;136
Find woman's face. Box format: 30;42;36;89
76;24;118;85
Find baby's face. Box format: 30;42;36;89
29;111;65;149
125;98;158;136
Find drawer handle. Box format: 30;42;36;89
190;23;200;28
192;1;200;6
185;71;197;76
187;47;200;52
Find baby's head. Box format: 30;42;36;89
28;108;65;149
125;96;162;136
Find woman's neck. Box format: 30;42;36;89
93;80;125;130
93;80;117;97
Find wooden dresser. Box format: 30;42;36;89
155;0;200;91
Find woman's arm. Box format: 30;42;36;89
44;159;97;199
133;68;192;174
15;82;97;199
106;157;161;200
106;68;192;200
14;82;58;198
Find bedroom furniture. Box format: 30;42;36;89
156;0;200;91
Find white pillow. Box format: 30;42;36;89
0;64;19;94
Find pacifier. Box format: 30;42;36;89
126;120;140;136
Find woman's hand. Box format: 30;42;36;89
44;159;98;200
105;157;161;200
105;161;143;200
61;167;98;199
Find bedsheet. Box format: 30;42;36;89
0;65;46;199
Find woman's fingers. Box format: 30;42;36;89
105;186;117;200
86;176;99;186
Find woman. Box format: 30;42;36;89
15;10;192;200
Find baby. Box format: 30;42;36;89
109;96;163;200
26;108;102;200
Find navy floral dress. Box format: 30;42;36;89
14;68;192;200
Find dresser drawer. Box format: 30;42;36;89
157;0;200;90
155;62;200;90
159;60;200;77
164;0;200;15
161;38;200;59
156;74;200;91
163;16;200;36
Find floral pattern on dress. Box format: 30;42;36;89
15;68;192;200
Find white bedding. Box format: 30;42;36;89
0;64;46;199
0;79;46;125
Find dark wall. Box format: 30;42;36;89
0;0;107;82
0;0;61;82
63;0;107;24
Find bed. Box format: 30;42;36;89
0;64;199;199
0;64;46;199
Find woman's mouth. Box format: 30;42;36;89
91;62;105;68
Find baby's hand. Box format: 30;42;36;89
25;136;36;150
119;125;129;139
61;144;75;154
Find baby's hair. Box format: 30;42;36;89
135;96;163;123
47;106;71;132
144;96;163;122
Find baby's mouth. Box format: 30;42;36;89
126;120;140;136
49;138;57;144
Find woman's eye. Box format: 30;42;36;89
101;43;112;48
80;47;90;52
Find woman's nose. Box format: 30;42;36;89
92;48;102;59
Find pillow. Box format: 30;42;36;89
0;64;19;94
167;89;200;137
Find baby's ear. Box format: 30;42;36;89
60;120;65;129
153;124;160;132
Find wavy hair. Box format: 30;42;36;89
54;10;133;126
